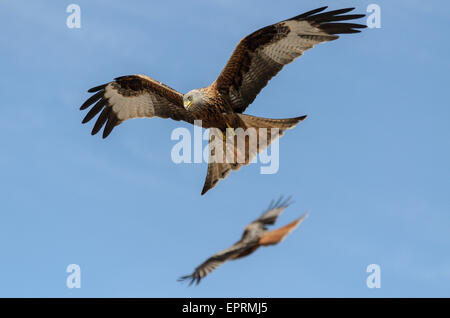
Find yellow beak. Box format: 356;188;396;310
184;100;193;109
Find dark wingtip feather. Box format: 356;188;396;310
320;22;367;35
81;99;106;124
80;90;103;110
314;14;366;23
321;7;356;16
102;114;118;139
177;275;191;282
266;195;294;212
178;274;199;286
177;275;194;286
289;7;368;35
277;195;294;209
91;107;111;136
290;6;328;20
87;84;107;93
312;8;367;35
292;7;366;36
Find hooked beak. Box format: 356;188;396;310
184;100;193;109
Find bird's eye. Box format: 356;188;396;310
188;96;193;101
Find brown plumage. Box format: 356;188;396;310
178;196;308;285
80;7;366;194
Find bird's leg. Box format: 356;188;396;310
219;121;235;141
223;122;235;141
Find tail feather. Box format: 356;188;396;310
258;213;308;246
201;114;307;195
237;114;307;130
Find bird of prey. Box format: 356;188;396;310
178;197;308;285
80;7;366;194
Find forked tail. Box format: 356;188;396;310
201;114;307;195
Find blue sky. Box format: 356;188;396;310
0;0;449;297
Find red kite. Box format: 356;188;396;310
179;197;308;285
80;7;366;194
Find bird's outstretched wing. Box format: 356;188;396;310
80;75;193;138
259;214;308;246
178;242;251;285
252;196;294;226
214;6;366;113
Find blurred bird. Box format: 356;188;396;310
178;196;308;285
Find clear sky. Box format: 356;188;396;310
0;0;449;297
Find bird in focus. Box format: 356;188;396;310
178;196;308;285
79;7;366;194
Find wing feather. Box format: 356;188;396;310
80;75;193;138
81;98;106;124
214;7;366;113
178;242;251;285
252;196;293;226
80;91;104;110
92;107;110;136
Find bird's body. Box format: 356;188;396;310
80;7;366;194
183;84;236;131
179;197;308;285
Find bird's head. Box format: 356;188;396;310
183;88;206;111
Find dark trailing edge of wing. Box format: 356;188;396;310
289;6;367;34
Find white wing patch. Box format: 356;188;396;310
104;84;156;121
261;20;336;65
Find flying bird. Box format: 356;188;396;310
178;196;308;285
80;7;366;194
